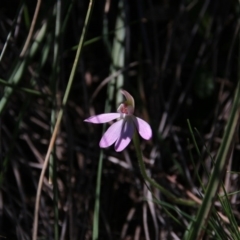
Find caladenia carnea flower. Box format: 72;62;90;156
84;90;152;152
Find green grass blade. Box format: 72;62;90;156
187;119;201;157
219;187;240;239
0;21;48;115
0;31;13;62
32;1;95;239
0;78;46;96
186;81;240;239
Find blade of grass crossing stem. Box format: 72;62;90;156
133;131;195;206
32;1;95;239
0;78;45;96
151;195;194;232
186;82;240;239
79;18;141;48
144;175;194;229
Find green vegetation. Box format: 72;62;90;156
1;1;240;239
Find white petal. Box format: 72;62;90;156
84;113;121;124
99;119;124;148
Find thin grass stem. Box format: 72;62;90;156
32;1;95;239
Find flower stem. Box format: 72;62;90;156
132;131;195;206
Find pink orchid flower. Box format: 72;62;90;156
84;90;152;152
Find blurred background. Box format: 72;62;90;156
0;0;239;239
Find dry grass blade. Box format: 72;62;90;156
32;1;95;239
20;0;42;57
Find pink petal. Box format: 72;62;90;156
99;119;124;148
115;117;135;152
84;113;121;124
134;117;152;140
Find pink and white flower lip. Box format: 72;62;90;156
84;90;152;152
